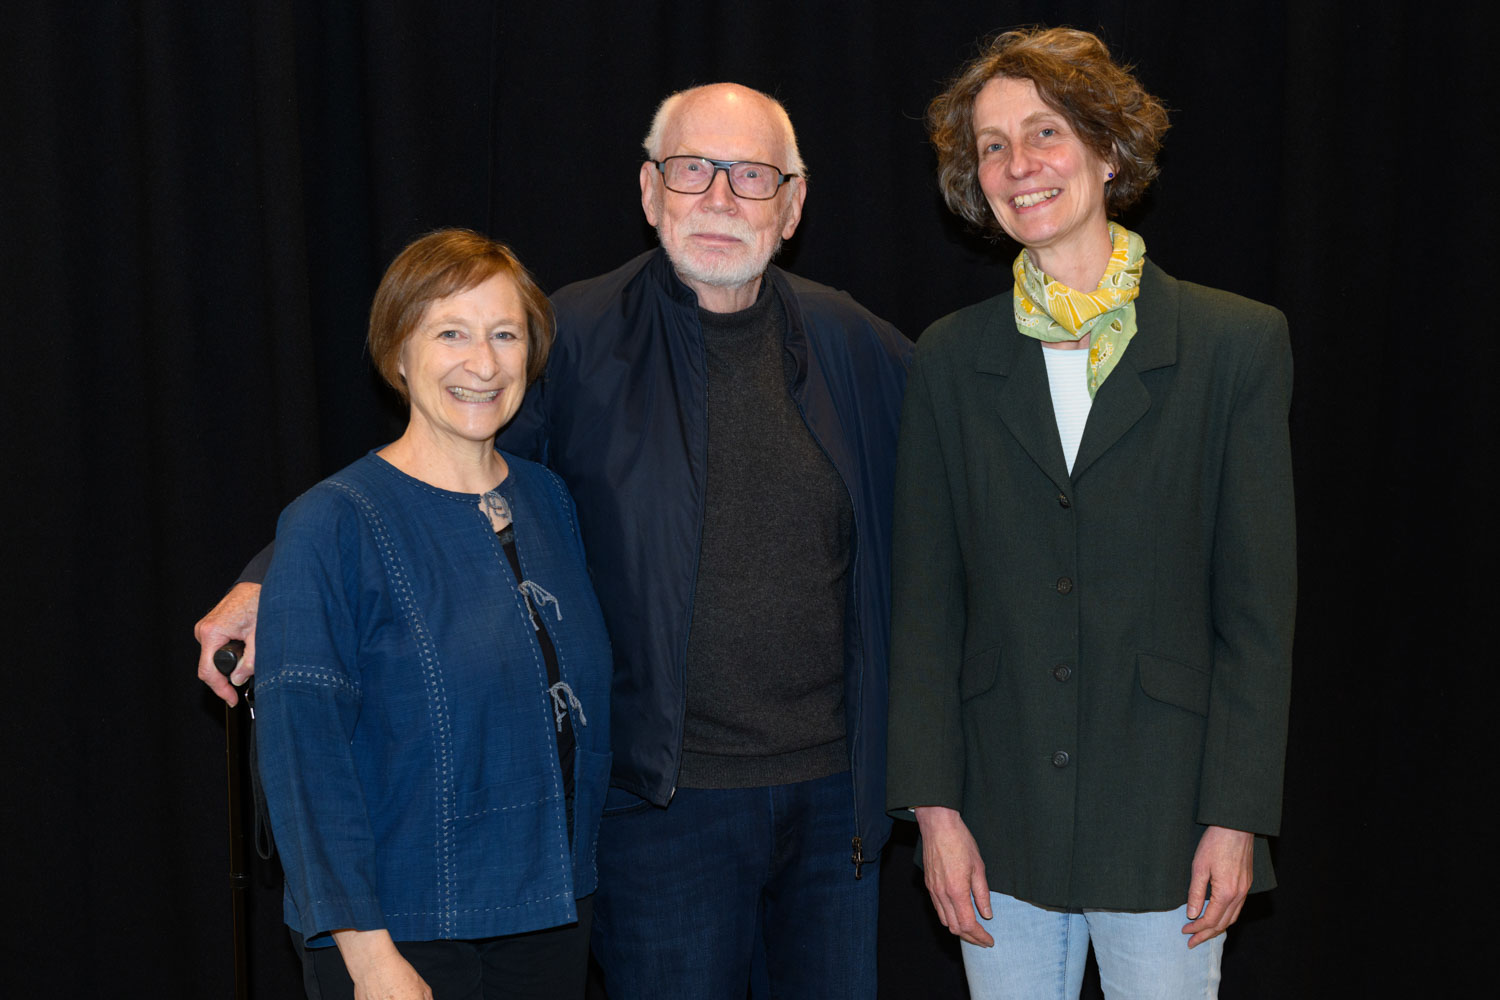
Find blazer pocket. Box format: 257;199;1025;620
960;644;1002;701
1137;652;1211;716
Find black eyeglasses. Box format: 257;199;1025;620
652;156;797;200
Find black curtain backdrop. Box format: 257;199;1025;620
3;1;1489;996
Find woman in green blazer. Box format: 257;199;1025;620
886;28;1295;999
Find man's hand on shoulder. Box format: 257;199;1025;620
194;582;261;706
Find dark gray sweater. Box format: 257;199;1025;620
677;284;853;788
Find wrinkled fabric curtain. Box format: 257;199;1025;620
2;1;1488;996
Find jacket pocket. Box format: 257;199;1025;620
600;783;655;818
960;644;1002;701
1137;652;1211;716
449;776;563;908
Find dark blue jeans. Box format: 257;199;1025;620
591;770;879;999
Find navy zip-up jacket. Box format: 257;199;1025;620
499;248;911;859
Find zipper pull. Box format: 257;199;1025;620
851;835;864;880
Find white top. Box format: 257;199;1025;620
1041;346;1093;474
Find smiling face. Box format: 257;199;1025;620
974;76;1115;280
640;84;807;312
397;271;530;452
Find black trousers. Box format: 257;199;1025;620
297;895;592;1000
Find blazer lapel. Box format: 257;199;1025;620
975;300;1071;490
1071;261;1179;482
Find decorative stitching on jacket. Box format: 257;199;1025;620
325;478;459;937
255;665;357;696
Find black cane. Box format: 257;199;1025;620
214;640;250;1000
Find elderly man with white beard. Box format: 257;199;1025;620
501;82;911;998
196;83;910;998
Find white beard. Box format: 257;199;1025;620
653;189;787;292
664;233;783;289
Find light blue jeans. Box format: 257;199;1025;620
961;891;1224;1000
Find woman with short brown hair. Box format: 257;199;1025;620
256;229;611;1000
887;28;1295;999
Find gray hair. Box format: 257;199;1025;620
642;84;807;181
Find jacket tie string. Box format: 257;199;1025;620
548;681;587;732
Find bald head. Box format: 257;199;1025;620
643;83;806;180
638;83;809;312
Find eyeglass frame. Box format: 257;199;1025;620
650;156;798;201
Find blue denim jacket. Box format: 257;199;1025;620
256;451;612;945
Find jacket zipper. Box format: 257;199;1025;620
789;373;867;880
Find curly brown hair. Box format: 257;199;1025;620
929;27;1170;235
368;228;555;401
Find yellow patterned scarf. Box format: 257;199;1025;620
1012;222;1146;397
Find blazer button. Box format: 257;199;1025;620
1056;577;1073;594
1053;664;1072;682
1051;750;1071;768
1057;492;1072;508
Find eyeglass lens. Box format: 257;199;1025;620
660;157;782;199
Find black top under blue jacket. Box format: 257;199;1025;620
498;248;911;857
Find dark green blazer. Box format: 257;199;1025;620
886;261;1295;910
